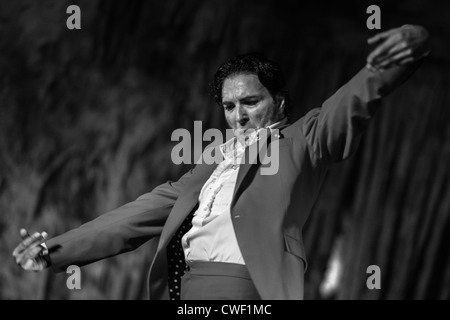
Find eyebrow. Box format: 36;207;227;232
222;95;262;105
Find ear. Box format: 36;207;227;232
277;95;286;115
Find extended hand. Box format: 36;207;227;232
12;229;49;271
366;25;430;71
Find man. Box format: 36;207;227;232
13;25;430;300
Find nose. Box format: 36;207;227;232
236;105;248;125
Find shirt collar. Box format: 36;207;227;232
220;117;288;157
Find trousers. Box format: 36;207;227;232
180;261;261;300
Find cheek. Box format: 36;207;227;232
224;111;234;121
224;111;235;126
249;106;274;123
249;112;263;123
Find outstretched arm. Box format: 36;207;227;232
13;169;194;273
302;25;430;165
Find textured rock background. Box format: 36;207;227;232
0;0;449;299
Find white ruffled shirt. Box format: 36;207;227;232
181;118;287;265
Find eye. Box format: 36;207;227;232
223;104;235;112
243;99;259;106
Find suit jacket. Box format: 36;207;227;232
46;63;420;299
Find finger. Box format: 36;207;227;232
377;49;412;69
367;33;401;65
30;256;47;272
375;41;408;64
367;34;381;45
367;29;394;45
367;35;399;64
13;232;41;256
20;228;29;239
397;57;414;65
372;43;410;69
12;232;47;257
378;57;414;71
365;63;378;73
23;245;44;263
23;259;35;270
22;256;46;272
16;244;44;266
30;261;46;272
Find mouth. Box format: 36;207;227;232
237;121;252;129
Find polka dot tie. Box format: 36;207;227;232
166;211;195;300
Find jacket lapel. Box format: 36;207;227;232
157;160;218;250
231;127;285;206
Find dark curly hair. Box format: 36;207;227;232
210;53;290;116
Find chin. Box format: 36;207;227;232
237;124;257;130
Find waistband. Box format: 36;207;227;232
186;261;251;280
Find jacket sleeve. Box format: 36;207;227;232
301;61;422;165
46;169;194;273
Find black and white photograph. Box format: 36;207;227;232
1;0;449;304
